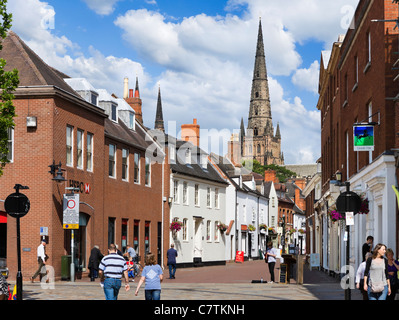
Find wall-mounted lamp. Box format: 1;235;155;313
48;160;66;182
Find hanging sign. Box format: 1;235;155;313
63;194;79;229
353;124;374;151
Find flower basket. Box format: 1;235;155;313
268;227;276;234
358;193;369;215
298;228;305;234
329;209;344;222
288;228;296;235
259;224;267;231
217;223;228;233
170;221;183;232
248;224;256;232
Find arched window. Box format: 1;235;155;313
257;144;261;153
254;127;258;136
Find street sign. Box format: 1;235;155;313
63;194;79;229
4;192;30;218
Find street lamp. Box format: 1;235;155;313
49;160;66;182
331;171;361;300
280;214;286;253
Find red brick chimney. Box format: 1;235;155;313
264;169;279;183
124;77;143;123
181;119;200;147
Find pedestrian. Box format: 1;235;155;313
0;274;9;300
126;254;135;282
31;239;47;283
135;252;163;300
115;244;123;256
88;245;103;281
167;243;178;279
386;248;399;301
362;235;373;262
356;252;372;300
99;243;130;300
363;243;391;300
124;244;137;262
265;241;278;283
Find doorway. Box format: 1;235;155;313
193;217;203;263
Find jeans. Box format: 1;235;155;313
168;263;176;278
145;289;161;300
268;262;276;282
368;285;388;300
103;278;122;300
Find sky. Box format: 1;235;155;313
8;0;359;165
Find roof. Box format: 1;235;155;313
1;31;78;97
105;117;154;152
170;141;227;185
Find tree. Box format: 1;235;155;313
242;159;297;183
0;0;19;176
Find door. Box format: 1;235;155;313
193;218;203;261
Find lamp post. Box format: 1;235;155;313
4;184;30;300
280;214;286;253
333;171;361;301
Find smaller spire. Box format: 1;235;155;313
154;84;164;132
275;122;281;139
134;76;140;98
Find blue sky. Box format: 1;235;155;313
8;0;359;164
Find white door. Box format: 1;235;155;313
194;218;203;259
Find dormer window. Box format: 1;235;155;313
129;112;135;130
91;93;97;105
111;103;117;122
185;148;191;165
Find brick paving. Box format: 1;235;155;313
8;259;368;300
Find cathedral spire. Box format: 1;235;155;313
242;18;283;166
154;84;165;132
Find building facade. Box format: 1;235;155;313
0;32;168;280
315;0;399;275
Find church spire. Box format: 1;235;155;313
154;84;164;132
134;76;140;98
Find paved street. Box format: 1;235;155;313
9;260;365;300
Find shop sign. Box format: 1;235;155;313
353;124;374;151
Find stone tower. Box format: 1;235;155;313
242;18;284;166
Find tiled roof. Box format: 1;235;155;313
1;31;78;97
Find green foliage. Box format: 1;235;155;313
242;159;297;183
0;0;19;176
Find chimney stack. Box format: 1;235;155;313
264;169;278;183
123;77;129;99
124;77;143;123
181;119;200;147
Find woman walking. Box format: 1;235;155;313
363;243;391;300
135;253;163;300
265;241;278;283
386;248;399;301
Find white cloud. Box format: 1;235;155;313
292;60;320;94
82;0;122;15
8;0;147;97
10;0;356;164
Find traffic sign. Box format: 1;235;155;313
5;192;30;218
63;194;79;229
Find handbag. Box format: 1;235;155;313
370;279;385;293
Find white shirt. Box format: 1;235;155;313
355;261;366;284
266;247;278;263
37;244;46;262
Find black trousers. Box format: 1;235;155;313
268;262;276;282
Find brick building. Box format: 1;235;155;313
0;31;168;281
314;0;399;274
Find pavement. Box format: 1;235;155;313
5;260;367;301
